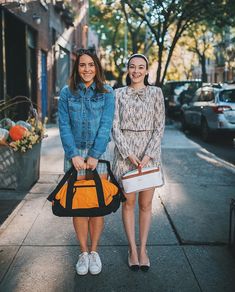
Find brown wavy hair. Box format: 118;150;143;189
69;49;108;93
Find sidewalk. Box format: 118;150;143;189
0;125;235;292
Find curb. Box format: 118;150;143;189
199;147;235;174
0;199;26;231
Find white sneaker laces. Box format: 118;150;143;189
91;253;97;265
90;253;100;267
79;253;87;265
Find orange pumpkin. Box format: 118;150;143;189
9;125;27;141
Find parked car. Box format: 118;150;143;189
162;80;202;117
180;83;235;141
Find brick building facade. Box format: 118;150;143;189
0;0;89;121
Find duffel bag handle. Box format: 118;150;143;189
137;164;142;174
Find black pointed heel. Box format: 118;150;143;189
140;263;150;272
140;250;150;272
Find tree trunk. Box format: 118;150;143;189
201;53;207;82
116;71;125;87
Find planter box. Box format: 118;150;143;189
0;142;41;191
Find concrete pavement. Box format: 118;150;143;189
0;124;235;292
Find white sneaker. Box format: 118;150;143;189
89;251;102;275
76;252;89;275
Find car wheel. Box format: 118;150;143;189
201;119;211;142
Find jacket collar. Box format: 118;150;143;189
78;82;96;91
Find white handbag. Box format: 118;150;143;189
121;166;164;194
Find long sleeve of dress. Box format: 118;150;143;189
112;91;132;159
145;87;165;160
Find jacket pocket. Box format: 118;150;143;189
68;98;82;112
91;94;105;110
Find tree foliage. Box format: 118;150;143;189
178;24;217;82
123;0;235;86
90;0;156;85
90;0;235;86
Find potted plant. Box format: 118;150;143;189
0;96;46;191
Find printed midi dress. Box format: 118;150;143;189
112;85;165;186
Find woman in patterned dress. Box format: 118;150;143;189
112;54;165;271
58;49;115;275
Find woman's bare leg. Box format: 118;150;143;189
88;173;107;252
89;216;104;251
73;217;89;252
138;188;155;264
72;174;90;252
122;192;138;264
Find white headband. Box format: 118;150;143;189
127;54;149;65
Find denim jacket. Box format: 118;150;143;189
58;82;115;160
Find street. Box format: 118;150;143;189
172;121;235;166
185;133;235;166
0;123;235;292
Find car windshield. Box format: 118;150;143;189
174;83;201;95
174;85;186;96
219;89;235;103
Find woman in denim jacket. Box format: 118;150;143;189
58;49;115;276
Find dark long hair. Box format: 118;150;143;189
126;54;151;86
69;49;107;93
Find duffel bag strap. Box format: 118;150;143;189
47;166;75;202
66;167;77;209
87;169;105;207
98;159;126;202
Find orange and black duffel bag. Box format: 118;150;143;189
47;160;126;217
